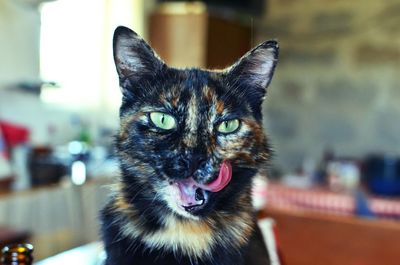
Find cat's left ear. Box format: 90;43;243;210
226;40;279;99
113;26;165;94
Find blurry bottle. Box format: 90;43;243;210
0;244;33;265
70;115;92;145
78;124;91;145
314;148;335;185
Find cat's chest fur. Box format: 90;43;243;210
101;198;270;265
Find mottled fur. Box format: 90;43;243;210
101;26;279;265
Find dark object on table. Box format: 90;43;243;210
364;155;400;196
1;243;34;265
28;147;66;187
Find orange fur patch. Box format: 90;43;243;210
216;100;225;114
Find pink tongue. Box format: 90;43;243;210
199;160;232;192
176;161;233;206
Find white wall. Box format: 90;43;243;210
0;0;41;88
0;0;155;145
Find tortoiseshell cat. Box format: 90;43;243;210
101;26;279;265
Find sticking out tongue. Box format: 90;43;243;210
176;160;233;207
176;160;232;208
199;160;232;192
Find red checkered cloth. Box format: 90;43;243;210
369;198;400;219
255;183;400;220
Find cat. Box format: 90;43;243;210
100;26;279;265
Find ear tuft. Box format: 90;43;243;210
113;26;164;85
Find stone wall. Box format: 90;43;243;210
256;0;400;172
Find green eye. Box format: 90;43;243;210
150;112;176;130
217;119;240;134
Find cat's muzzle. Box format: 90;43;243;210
169;160;232;215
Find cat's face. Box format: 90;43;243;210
114;27;278;220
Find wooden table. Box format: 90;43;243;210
259;207;400;265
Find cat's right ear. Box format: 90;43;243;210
113;26;165;95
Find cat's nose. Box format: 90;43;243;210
192;154;207;171
181;154;207;178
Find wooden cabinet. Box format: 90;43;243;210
149;2;251;69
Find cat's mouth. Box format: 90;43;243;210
170;160;232;215
174;179;209;214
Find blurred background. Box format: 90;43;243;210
0;0;400;264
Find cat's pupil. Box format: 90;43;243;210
224;121;229;128
161;115;165;124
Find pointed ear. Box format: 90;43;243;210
113;26;164;92
226;40;279;98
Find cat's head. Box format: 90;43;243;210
114;26;278;220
